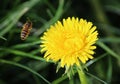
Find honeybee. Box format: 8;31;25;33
20;19;32;40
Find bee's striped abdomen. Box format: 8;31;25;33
21;29;29;40
20;20;32;40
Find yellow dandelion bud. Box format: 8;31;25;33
40;17;98;69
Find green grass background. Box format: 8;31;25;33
0;0;120;84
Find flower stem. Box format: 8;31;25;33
77;65;88;84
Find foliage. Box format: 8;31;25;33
0;0;120;84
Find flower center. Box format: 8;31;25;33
63;32;86;55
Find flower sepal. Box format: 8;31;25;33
63;66;75;79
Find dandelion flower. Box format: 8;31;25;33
40;17;98;69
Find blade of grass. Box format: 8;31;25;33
44;1;56;14
85;72;107;84
0;0;42;36
98;24;120;35
3;48;45;62
34;0;64;36
12;61;49;82
106;56;112;83
86;53;108;67
106;5;120;15
31;49;41;55
0;59;51;84
0;36;7;40
100;37;120;43
97;41;120;61
33;74;41;84
52;75;68;84
11;40;41;49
